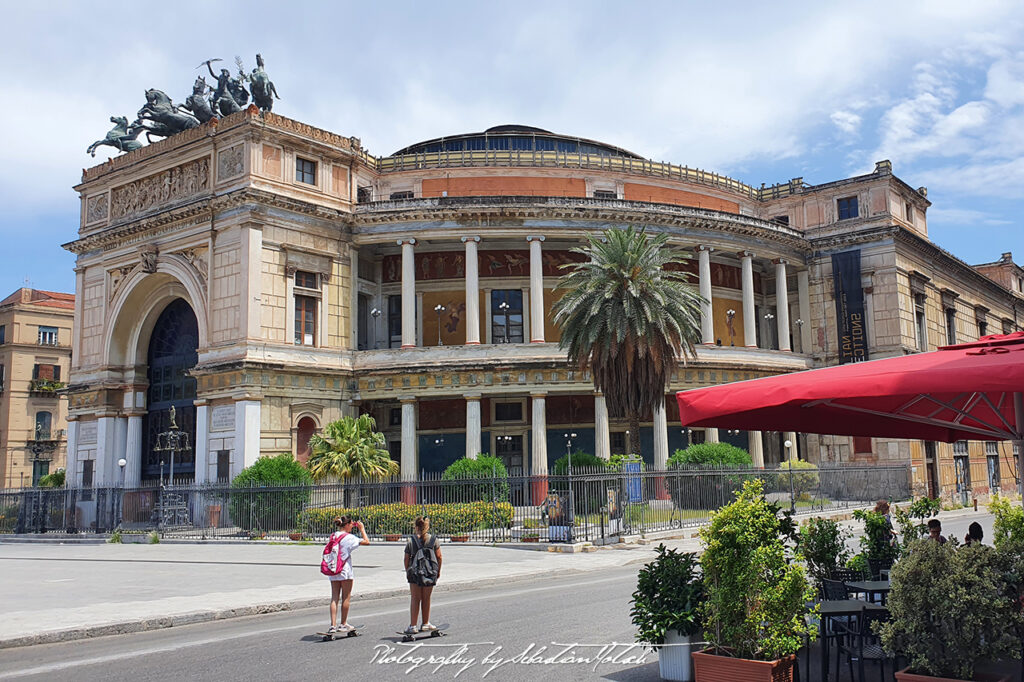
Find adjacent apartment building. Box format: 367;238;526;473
0;288;74;488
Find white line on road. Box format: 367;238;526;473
0;573;630;679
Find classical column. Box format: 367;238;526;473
400;398;417;479
775;259;791;351
698;246;714;344
531;392;549;504
594;393;611;461
653;397;671;499
748;431;765;468
462;236;481;344
95;415;118;486
527;235;546;343
705;427;720;443
193;402;209;484
399;239;417;348
785;431;799;461
65;418;79;488
124;414;143;487
740;251;757;347
465;394;481;459
797;269;812;354
235;398;262;472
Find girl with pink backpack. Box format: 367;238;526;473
321;515;370;634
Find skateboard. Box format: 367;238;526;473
316;624;365;641
396;623;450;643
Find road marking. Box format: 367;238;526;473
43;579;74;583
0;572;630;678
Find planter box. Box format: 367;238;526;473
451;536;469;543
385;534;402;542
522;536;540;543
692;650;796;682
288;533;303;541
658;631;694;681
895;668;1011;682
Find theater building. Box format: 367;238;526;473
63;108;1021;502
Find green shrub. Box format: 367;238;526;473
892;497;940;551
852;509;898;563
441;455;509;503
228;453;312;531
608;454;644;472
631;545;704;645
667;444;753;511
109;530;122;544
989;494;1024;547
38;469;65;488
699;479;816;660
669;442;752;467
797;517;852;589
552;450;606;474
551;451;615;514
772;460;819;497
880;540;1024;679
148;530;160;544
298;500;513;537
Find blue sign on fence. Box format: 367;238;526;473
624;460;642;502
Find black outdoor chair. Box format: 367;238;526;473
821;578;851;601
867;557;893;581
831;567;867;600
834;605;892;682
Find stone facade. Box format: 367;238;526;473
63;112;1022;504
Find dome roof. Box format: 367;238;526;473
390;125;643;159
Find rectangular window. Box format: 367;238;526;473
82;459;94;488
388;294;403;349
0;325;5;344
294;270;318;289
216;450;230;483
494;402;523;422
772;215;790;226
34;411;52;439
389;407;402;427
390;191;414;200
610;431;626;453
593;190;617;200
33;363;61;381
837;196;859;220
0;364;5;392
988;454;1001;490
977;316;988;338
946;308;957;345
491;289;524;344
357;186;373;203
295;157;317;185
914;294;928;351
1004;319;1016;335
294;294;317;346
905;202;914;224
37;326;58;346
853;436;873;453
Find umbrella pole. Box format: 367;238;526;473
1016;393;1024;507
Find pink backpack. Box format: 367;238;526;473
321;531;350;576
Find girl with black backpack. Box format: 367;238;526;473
403;515;442;635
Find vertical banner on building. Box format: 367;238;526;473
832;250;869;364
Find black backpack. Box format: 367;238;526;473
407;535;439;586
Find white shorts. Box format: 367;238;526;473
328;564;353;581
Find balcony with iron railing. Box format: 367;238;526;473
28;379;66;397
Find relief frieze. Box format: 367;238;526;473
86;193;109;224
217;144;245;182
110;157;210;220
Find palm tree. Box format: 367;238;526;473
553;226;704;458
307;414;399;483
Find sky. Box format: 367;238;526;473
2;0;1024;295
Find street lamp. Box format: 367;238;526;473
117;458;127;530
564;432;577;542
370;307;382;348
498;301;510;343
784;439;795;513
726;308;736;346
434;304;446;346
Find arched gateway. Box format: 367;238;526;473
141;299;198;483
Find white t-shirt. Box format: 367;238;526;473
328;532;363;581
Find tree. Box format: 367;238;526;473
307;414;399;482
553;226;704;458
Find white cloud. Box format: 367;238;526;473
831;111;862;135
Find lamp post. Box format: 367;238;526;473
794;318;804;353
764;312;776;350
498;301;510;343
784;438;795;513
370;307;382;348
434;304;446;346
117;457;127;530
726;308;736;346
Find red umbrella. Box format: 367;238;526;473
676;332;1024;497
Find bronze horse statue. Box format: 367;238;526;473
86;116;146;157
249;54;280;114
136;89;199;138
180;76;217;123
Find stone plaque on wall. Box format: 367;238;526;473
79;421;98;444
210;405;234;432
217;144;245;182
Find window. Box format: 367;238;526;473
1003;319;1015;335
593;190;617;200
295;157;317;185
37;326;58;346
82;459;94;488
390;191;414;200
988;454;1001;491
388;294;402;349
33;363;61;381
32;460;49;487
216;450;230;483
853;436;873;453
905;202;914;224
945;308;957;345
389;407;402;427
914;294;928;351
0;325;5;344
294;270;318;289
34;412;52;439
837;196;859;220
0;364;5;392
491;289;524;344
977;316;988;338
611;431;627;453
772;215;790;226
294;295;317;346
494;402;523;422
357;186;373;203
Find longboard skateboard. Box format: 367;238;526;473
316;624;365;641
396;623;449;643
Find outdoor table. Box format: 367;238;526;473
817;599;888;682
845;579;891;604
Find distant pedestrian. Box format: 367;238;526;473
325;516;370;634
404;516;442;635
875;500;895;546
964;521;985;546
927;519;947;544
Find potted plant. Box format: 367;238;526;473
451;534;470;542
694;479;816;682
384;533;402;542
288;529;304;541
522;532;540;543
880;539;1023;681
797;517;851;590
630;544;704;681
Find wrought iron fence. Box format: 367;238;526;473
0;463;911;543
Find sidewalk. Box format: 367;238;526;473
0;506;992;649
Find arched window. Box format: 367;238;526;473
296;417;316;465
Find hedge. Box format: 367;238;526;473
299;500;514;536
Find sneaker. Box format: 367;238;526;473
420;622;437;632
339;623;355;632
327;625;339;634
404;625;418;635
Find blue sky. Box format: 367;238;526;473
2;1;1023;295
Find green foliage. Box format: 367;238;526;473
699;479;816;661
772;460;819;498
552;450;607;475
845;553;869;577
441;455;510;503
228;453;312;531
852;509;898;563
989;495;1024;547
148;530;160;544
552;226;703;455
797;518;852;589
298;501;513;536
669;443;752;468
552;451;615;512
891;497;941;551
631;545;705;645
109;529;122;543
307;414;398;481
608;454;643;471
880;540;1024;679
37;469;65;488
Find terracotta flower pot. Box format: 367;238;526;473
288;533;303;541
895;668;1011;682
385;534;401;542
522;536;539;543
692;649;796;682
451;535;469;542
